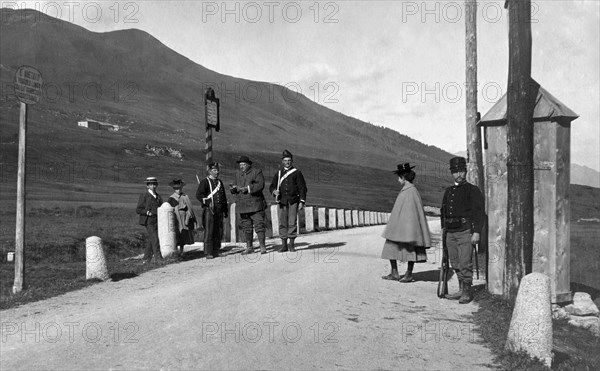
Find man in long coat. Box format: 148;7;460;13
269;149;307;252
230;155;267;254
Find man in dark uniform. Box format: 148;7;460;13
269;149;307;252
440;157;485;304
196;162;228;259
136;176;163;262
230;155;268;255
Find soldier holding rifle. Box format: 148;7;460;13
440;156;485;304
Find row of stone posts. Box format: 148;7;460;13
229;203;390;242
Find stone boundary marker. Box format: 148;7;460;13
85;236;109;281
158;203;177;258
506;272;553;367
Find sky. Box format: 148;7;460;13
4;0;599;171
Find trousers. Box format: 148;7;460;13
446;229;473;284
144;222;161;260
203;207;224;257
278;202;299;239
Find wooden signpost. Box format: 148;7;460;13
13;66;43;294
204;87;220;168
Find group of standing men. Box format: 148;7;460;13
136;152;482;305
136;149;307;261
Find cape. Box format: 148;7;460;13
381;182;431;247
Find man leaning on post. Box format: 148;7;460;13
269;149;307;252
440;156;485;304
136;176;163;263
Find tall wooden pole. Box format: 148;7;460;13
504;0;536;301
465;0;484;192
13;102;27;294
465;0;487;274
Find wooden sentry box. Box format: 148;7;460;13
478;82;578;303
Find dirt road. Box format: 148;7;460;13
1;226;495;370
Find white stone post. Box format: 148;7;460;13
345;210;352;227
271;204;279;237
352;210;359;227
318;207;327;230
305;206;314;232
358;211;364;226
337;209;345;228
86;236;109;281
158;202;177;258
230;203;237;242
329;209;337;229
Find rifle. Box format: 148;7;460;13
437;229;449;298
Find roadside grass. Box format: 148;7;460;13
0;205;172;310
473;289;600;370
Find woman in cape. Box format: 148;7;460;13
381;163;431;282
168;178;199;256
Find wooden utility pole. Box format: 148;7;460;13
13;102;27;294
465;0;484;192
12;66;43;294
465;0;487;272
504;0;536;302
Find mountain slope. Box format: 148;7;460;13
0;8;453;170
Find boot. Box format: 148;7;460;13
279;238;288;252
258;234;267;254
459;282;473;304
241;234;254;255
446;280;463;300
288;238;296;252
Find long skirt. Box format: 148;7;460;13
176;229;195;246
381;240;427;262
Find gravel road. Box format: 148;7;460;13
1;225;496;370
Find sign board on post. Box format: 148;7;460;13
204;87;220;169
14;66;42;105
205;88;220;132
13;66;42;294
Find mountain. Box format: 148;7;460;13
571;164;600;188
0;8;452;169
453;152;600;189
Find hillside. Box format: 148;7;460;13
0;8;453;170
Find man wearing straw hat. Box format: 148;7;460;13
136;177;163;262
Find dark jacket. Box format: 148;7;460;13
196;177;228;214
269;166;307;205
440;181;485;233
232;167;267;213
136;191;163;226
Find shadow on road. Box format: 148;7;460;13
297;242;346;251
411;269;455;282
110;272;139;281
